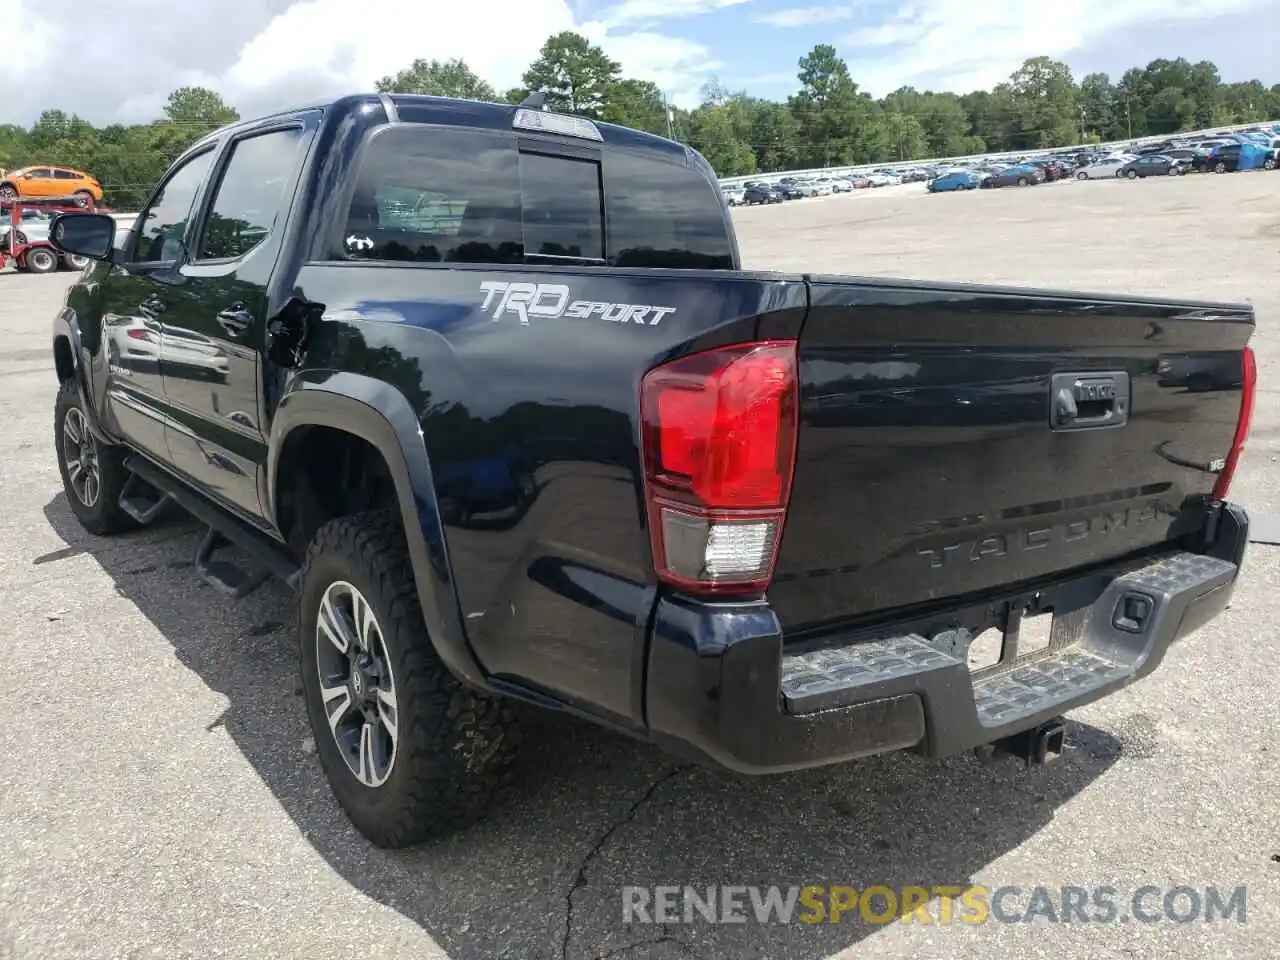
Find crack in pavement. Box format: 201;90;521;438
560;765;692;960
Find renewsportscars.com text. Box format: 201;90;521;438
622;884;1247;925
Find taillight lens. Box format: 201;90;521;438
640;340;799;596
1212;345;1256;501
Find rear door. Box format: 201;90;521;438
159;116;317;524
770;278;1253;632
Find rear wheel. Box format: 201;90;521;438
24;246;59;274
1017;177;1028;186
1076;170;1088;180
1215;161;1226;174
54;379;138;536
73;190;94;208
0;183;16;202
63;253;90;270
1264;157;1276;170
299;511;521;848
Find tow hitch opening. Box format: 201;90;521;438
983;718;1067;766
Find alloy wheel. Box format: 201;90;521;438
61;407;101;508
315;580;399;788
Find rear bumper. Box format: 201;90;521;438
645;503;1248;774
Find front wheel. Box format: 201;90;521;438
299;511;521;848
1215;162;1226;174
1126;169;1138;179
73;190;95;208
1016;177;1028;186
1264;157;1276;170
24;246;59;274
1076;171;1088;180
0;183;16;202
63;253;90;270
54;380;138;535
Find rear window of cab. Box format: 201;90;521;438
333;124;734;270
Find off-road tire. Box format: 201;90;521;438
54;379;138;535
298;510;520;848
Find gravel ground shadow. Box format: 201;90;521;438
42;492;1124;960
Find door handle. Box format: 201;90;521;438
216;303;254;336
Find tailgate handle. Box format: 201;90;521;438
1050;372;1129;431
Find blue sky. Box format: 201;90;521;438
573;0;1280;106
3;0;1277;125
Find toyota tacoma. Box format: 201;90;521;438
46;93;1256;848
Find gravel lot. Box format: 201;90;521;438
2;173;1278;959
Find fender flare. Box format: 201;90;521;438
268;371;489;690
52;308;114;444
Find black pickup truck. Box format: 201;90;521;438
47;93;1256;848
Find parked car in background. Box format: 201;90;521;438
1028;159;1067;181
743;182;784;204
1207;144;1245;173
0;166;103;205
981;164;1044;188
721;184;745;206
1163;149;1211;172
927;169;983;192
1118;155;1188;178
1074;154;1135;180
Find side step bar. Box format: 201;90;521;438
122;455;301;594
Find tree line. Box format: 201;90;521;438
2;33;1276;209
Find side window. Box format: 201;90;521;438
134;150;215;264
196;126;311;261
604;150;733;269
53;169;79;180
337;125;521;264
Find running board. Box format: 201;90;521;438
123;455;301;594
117;471;172;525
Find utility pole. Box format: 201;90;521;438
1079;104;1086;142
1125;97;1133;139
662;91;674;140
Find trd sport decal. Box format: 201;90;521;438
479;281;678;327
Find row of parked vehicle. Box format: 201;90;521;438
724;166;934;205
930;125;1280;192
723;122;1280;202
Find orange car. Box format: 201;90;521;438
0;165;103;205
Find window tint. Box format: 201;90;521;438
338;125;522;264
134;150;215;263
197;127;311;261
53;169;79;179
604;151;732;269
519;152;603;260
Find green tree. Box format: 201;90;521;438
602;79;668;135
1006;57;1079;148
521;32;622;117
374;58;496;101
789;44;868;166
162;86;239;126
1079;73;1118;140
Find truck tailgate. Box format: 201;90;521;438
769;277;1254;633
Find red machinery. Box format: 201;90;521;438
0;195;114;274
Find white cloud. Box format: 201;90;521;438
835;0;1273;95
755;3;865;27
598;0;752;28
0;0;725;125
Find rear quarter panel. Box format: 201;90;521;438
292;261;805;727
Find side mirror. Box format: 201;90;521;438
49;213;116;261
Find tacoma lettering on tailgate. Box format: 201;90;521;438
916;502;1178;569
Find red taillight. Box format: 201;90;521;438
126;328;154;342
1212;345;1256;501
640;340;799;596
